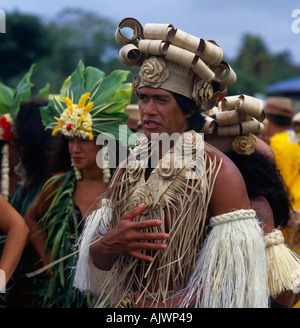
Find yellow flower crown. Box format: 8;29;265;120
40;60;135;146
53;93;94;140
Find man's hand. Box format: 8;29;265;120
90;203;169;269
103;203;169;262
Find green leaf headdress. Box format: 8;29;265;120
0;64;36;142
40;60;134;145
0;64;37;200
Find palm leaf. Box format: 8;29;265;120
39;171;91;307
67;60;85;103
37;82;50;99
92;70;131;107
10;64;35;118
84;66;105;94
0;83;14;114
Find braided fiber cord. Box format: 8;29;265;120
210;209;256;227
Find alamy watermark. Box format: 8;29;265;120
0;9;5;34
292;9;300;33
95;126;205;180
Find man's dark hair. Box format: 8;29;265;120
173;92;206;132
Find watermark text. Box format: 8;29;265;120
292;9;300;33
0;9;5;34
95;126;205;179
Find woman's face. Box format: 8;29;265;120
138;87;190;140
68;136;99;171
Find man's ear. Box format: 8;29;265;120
185;111;194;119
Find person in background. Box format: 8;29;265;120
282;111;300;308
261;97;300;213
0;65;36;201
10;97;55;216
2;97;58;308
124;104;142;133
201;96;296;307
25;60;135;308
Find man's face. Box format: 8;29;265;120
138;87;190;140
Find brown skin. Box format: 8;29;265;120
90;87;253;307
0;194;28;288
93;88;294;308
25;137;107;268
255;136;276;164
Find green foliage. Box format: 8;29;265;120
0;83;13;114
38;171;95;307
0;13;51;83
0;63;35;118
1;8;138;95
10;63;35;118
231;33;300;95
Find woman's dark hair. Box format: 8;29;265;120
47;134;72;175
14;97;55;185
173;92;206;132
225;149;291;228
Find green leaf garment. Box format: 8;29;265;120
36;170;95;307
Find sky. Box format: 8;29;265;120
2;0;300;65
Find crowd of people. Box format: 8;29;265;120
1;17;300;308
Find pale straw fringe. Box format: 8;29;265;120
265;229;300;298
179;209;269;308
73;202;112;294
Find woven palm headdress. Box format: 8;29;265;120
115;18;266;155
115;17;237;111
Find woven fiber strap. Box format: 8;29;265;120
209;209;256;227
264;229;284;247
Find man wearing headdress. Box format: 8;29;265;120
74;19;300;308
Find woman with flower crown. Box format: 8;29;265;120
24;60;135;308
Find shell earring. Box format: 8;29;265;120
71;157;82;180
102;145;111;183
